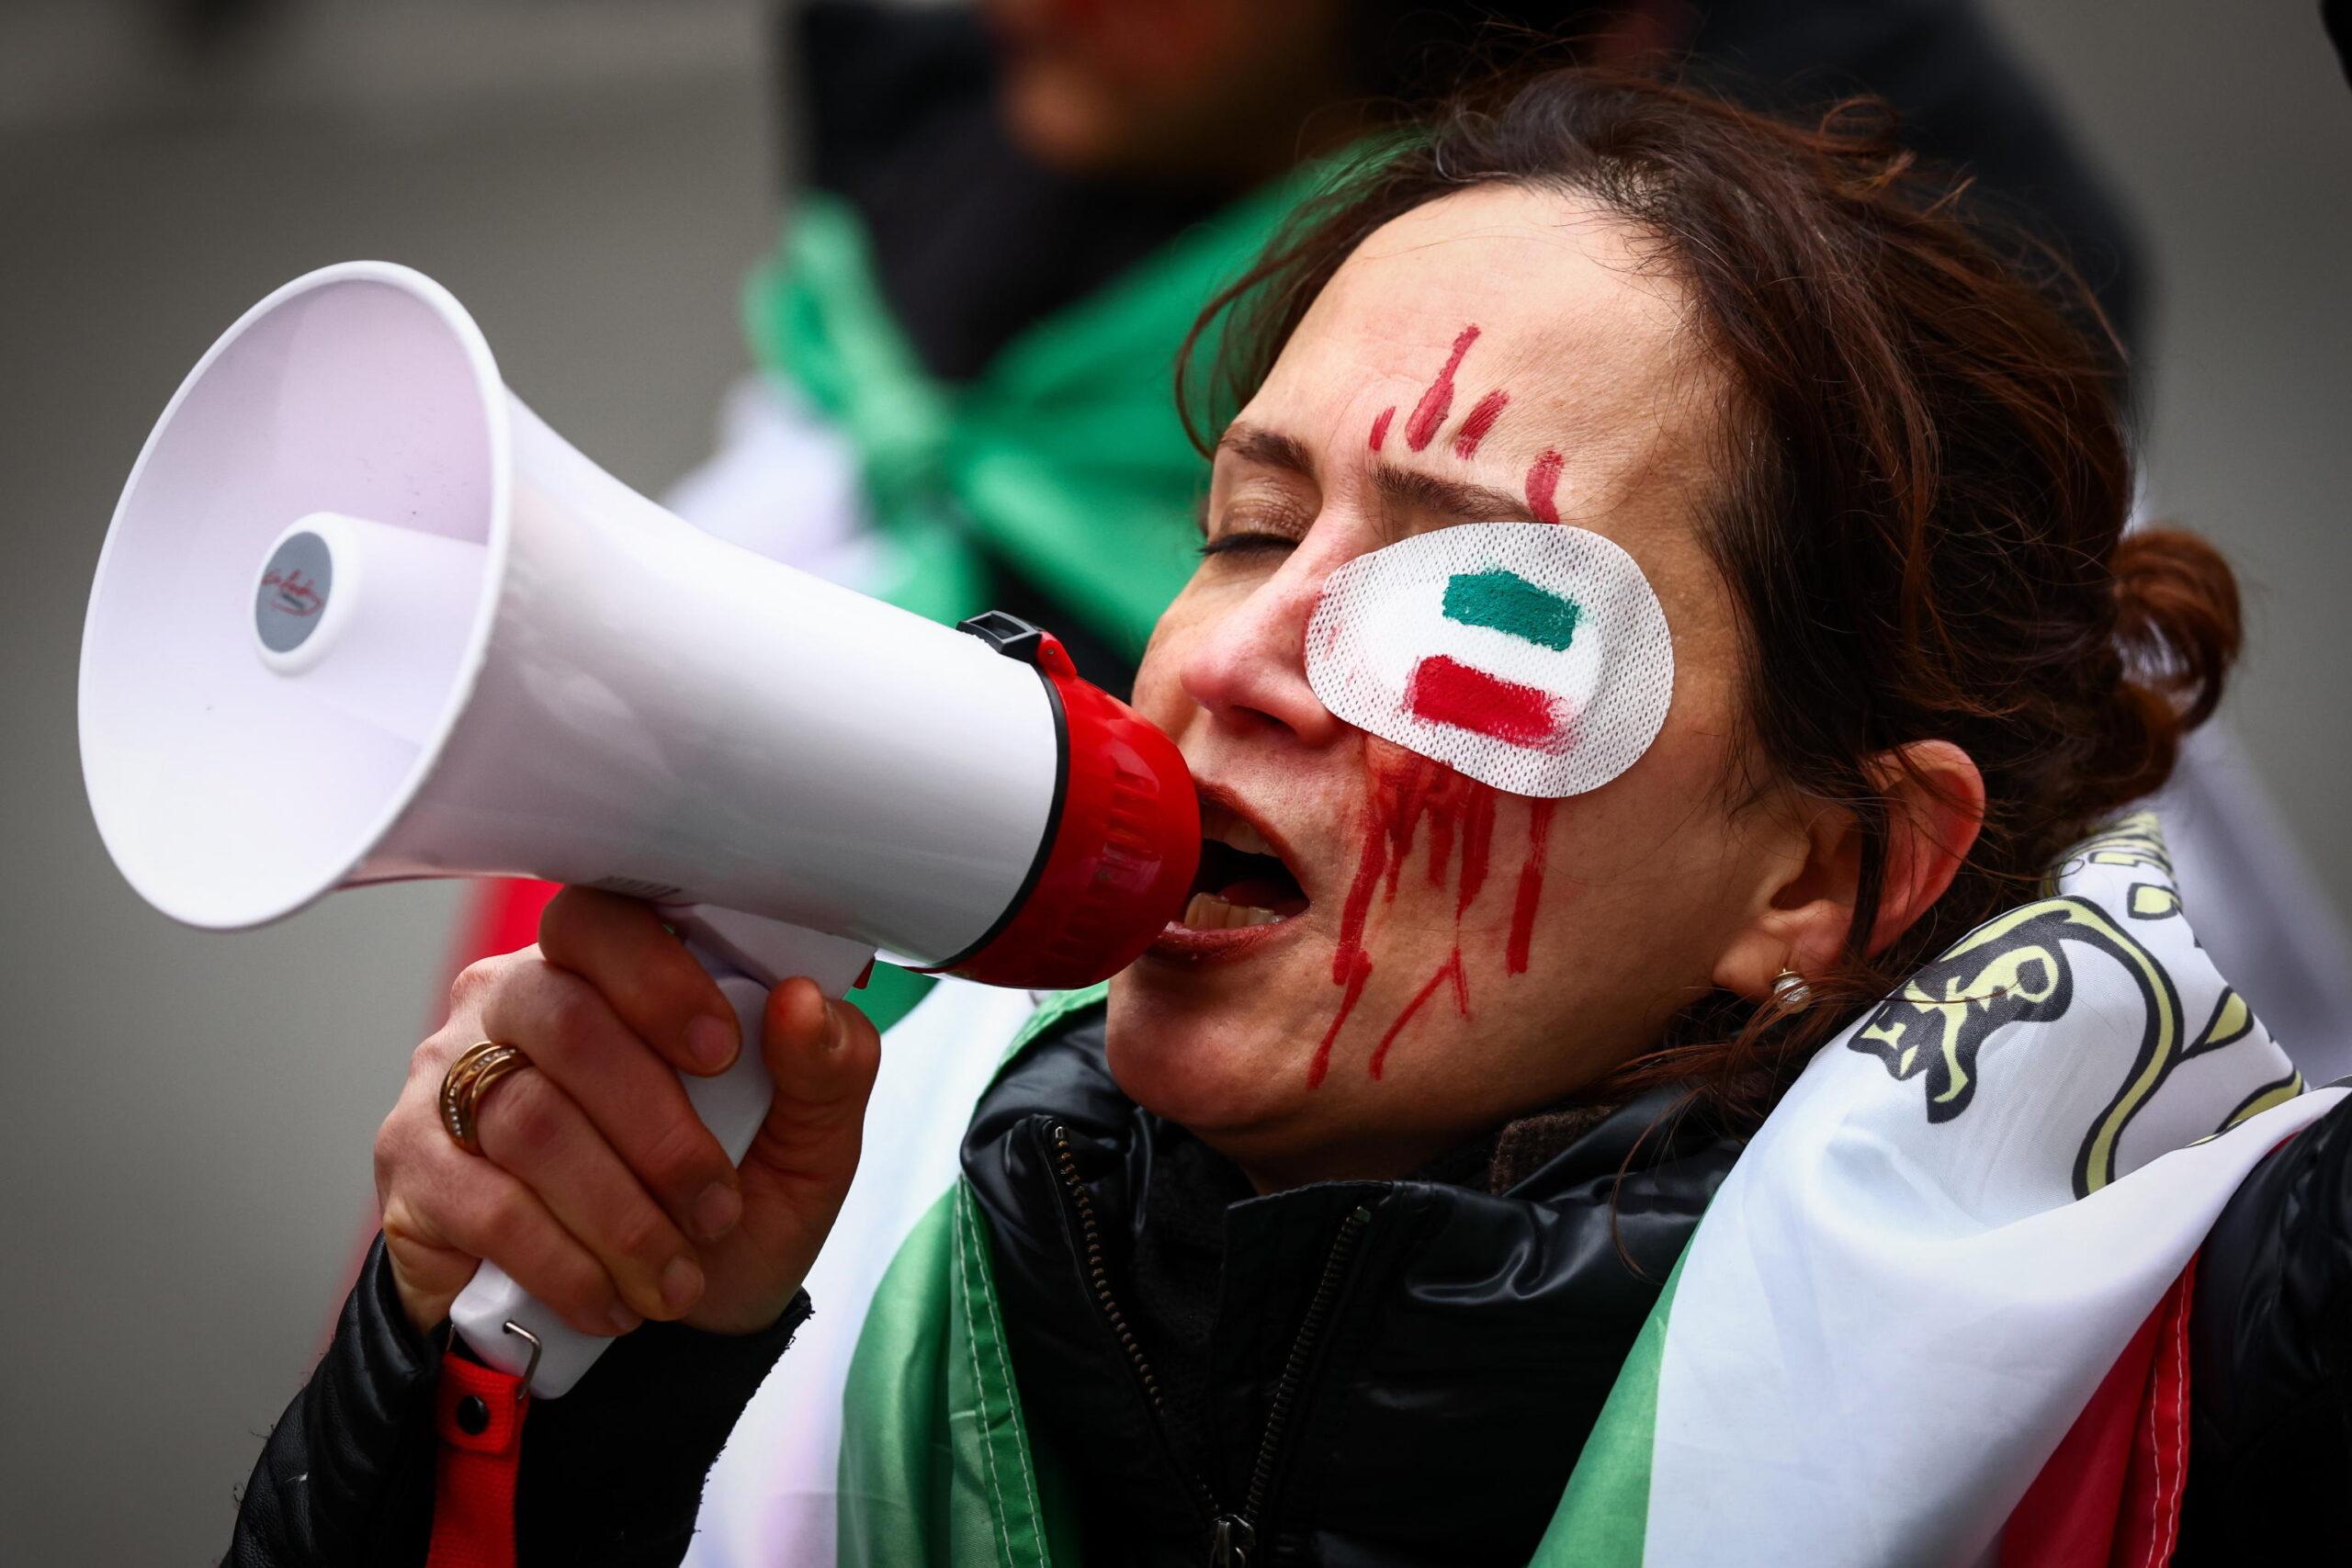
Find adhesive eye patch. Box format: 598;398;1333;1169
1306;524;1675;797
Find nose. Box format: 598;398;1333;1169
1178;555;1347;748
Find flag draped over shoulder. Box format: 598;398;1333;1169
1543;813;2339;1566
687;814;2339;1566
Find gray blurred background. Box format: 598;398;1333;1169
2;1;2346;1561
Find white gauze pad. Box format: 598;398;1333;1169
1305;523;1674;797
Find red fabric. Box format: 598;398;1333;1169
426;1352;530;1568
2000;1257;2199;1568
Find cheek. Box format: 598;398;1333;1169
1131;599;1204;733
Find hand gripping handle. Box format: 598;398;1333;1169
448;905;875;1397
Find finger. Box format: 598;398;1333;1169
471;1064;707;1323
480;963;744;1245
383;1127;643;1340
743;979;881;1209
538;887;740;1076
441;947;531;1040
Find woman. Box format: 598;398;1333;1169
233;72;2346;1566
462;0;2222;1046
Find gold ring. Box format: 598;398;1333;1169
439;1041;531;1156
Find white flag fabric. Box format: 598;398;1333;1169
1544;812;2338;1566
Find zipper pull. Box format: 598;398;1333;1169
1206;1513;1255;1566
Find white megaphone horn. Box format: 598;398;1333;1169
78;262;1199;1395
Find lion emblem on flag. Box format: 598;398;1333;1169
1849;817;2218;1197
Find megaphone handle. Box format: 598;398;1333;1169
448;906;876;1397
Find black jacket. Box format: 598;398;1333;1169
229;999;2352;1565
961;1010;1738;1564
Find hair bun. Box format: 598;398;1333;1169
2091;526;2242;800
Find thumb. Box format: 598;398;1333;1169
739;977;880;1223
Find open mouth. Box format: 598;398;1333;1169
1181;795;1310;931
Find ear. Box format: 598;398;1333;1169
1712;740;1985;1001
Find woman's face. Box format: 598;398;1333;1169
1109;185;1807;1188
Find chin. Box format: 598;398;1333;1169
996;73;1122;175
1103;970;1304;1138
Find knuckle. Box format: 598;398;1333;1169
372;1111;405;1180
474;1182;537;1248
406;1033;451;1085
538;980;605;1054
605;1202;675;1267
483;1071;567;1163
555;1270;624;1336
449;954;505;1009
637;1112;722;1195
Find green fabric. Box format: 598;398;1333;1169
834;986;1110;1565
1532;1246;1690;1565
742;167;1340;663
852;959;937;1038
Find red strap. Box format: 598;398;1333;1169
425;1352;530;1568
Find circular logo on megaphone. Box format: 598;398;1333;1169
255;529;333;651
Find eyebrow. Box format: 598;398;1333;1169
1217;420;1539;527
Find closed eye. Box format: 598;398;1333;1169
1198;532;1299;559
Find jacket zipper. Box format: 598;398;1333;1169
1048;1123;1374;1568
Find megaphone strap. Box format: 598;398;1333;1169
426;1345;531;1568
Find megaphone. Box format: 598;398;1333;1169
78;262;1198;1394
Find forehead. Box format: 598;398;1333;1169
1249;184;1714;508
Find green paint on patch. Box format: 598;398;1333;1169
1442;569;1580;650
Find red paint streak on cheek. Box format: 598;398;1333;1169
1369;406;1396;452
1458;787;1495;920
1525;449;1565;524
1506;797;1558;975
1367;948;1469;1079
1312;748;1510;1087
1309;805;1389;1089
1404;324;1481;452
1453;389;1510;460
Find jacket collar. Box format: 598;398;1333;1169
960;998;1742;1564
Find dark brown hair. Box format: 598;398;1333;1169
1178;69;2240;1126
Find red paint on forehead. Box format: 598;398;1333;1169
1368;406;1396;452
1453;389;1510;460
1525;449;1565;524
1404;324;1480;452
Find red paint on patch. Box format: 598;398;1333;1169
1404;325;1480;452
1525;449;1565;523
1368;949;1470;1079
1406;655;1565;750
1453;389;1510;459
1369;406;1396;452
1506;798;1556;975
